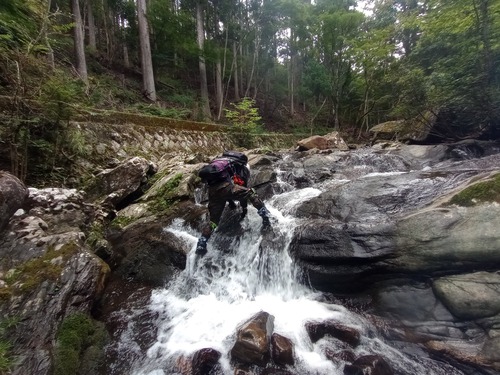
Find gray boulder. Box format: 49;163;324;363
86;156;157;208
0;187;109;375
393;204;500;273
433;272;500;320
0;171;28;232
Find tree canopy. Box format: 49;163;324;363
0;0;499;139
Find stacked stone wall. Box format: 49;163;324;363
77;121;303;163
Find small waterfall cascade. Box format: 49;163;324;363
110;150;486;375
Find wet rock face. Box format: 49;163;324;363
278;145;500;372
344;355;394;375
432;272;500;320
231;311;275;367
0;171;29;232
86;156;157;208
271;333;295;366
0;186;109;375
192;348;222;375
305;320;361;347
107;219;189;286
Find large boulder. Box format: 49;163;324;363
106;217;190;286
0;171;28;232
0;187;110;375
86;156;158;209
369;112;436;143
231;311;275;367
392;203;500;273
296;131;349;151
433;272;500;320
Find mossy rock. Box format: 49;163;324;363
448;173;500;207
369;111;436;142
2;243;80;295
53;312;108;375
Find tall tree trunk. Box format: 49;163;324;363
196;0;211;119
216;58;223;119
289;56;295;115
71;0;88;84
137;0;157;101
100;0;110;60
119;16;130;69
239;42;244;98
244;34;259;98
87;1;96;51
123;44;130;69
233;42;240;101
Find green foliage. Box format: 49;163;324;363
448;174;500;207
110;215;135;229
85;222;105;248
225;98;263;147
0;0;35;50
0;317;19;373
167;93;196;108
149;172;183;214
0;340;12;373
53;313;108;375
133;103;191;119
40;72;83;123
86;74;140;108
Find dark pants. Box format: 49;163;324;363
201;182;264;237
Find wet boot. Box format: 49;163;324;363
196;236;209;256
257;206;271;228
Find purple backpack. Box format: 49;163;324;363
198;158;232;185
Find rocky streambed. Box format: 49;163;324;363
1;140;500;374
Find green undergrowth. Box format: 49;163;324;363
75;110;224;132
110;215;135;229
448;173;500;207
53;312;108;375
0;317;20;374
0;243;80;298
85;222;105;248
149;172;184;214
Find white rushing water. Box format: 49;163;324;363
124;182;463;375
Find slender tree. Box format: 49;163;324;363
71;0;88;83
137;0;156;101
196;0;212;119
87;0;97;51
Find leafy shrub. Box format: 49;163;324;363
224;97;263;147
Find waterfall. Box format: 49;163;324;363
105;149;486;375
112;178;463;375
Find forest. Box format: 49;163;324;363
0;0;499;167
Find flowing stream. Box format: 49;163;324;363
109;151;484;375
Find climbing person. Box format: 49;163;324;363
196;150;271;256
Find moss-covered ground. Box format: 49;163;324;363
448;173;500;207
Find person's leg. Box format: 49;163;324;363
197;184;232;255
232;185;271;226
